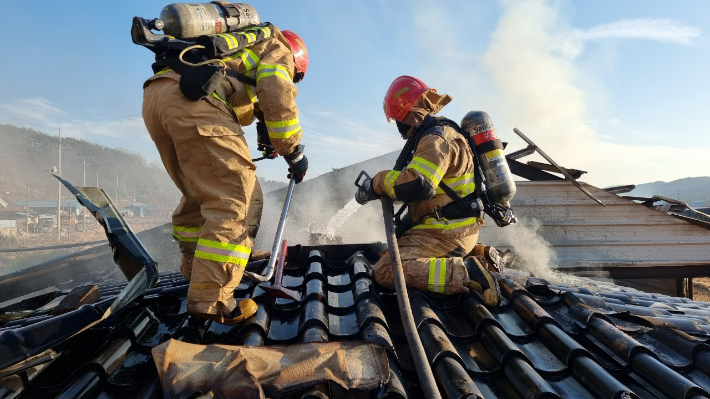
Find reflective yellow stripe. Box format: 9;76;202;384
211;92;230;108
194;238;251;266
384;171;400;199
172;225;202;243
407;157;444;187
256;63;291;83
246;25;272;38
156;68;173;75
241;48;259;71
218;33;239;49
436;172;476;196
246;84;257;102
485;149;504;160
440;258;447;293
224;48;260;71
413;216;478;230
265;118;301;139
240;31;257;43
427;258;446;294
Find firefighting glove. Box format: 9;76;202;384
355;178;380;205
284;148;308;183
256;121;278;159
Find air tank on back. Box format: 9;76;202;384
159;3;260;39
460;111;516;208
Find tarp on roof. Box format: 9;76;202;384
152;340;389;399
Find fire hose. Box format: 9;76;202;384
380;196;442;399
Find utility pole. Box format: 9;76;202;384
96;170;100;227
83;157;91;232
57;127;62;241
26;186;30;236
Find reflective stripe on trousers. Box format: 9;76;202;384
172;225;202;242
194;237;251;266
428;258;447;293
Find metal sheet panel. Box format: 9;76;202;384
478;181;710;271
0;220;15;228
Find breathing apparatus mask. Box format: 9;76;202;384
396;121;411;139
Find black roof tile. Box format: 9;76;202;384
3;243;710;398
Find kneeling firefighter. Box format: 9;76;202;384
355;76;517;306
137;3;309;324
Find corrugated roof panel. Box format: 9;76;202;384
479;181;710;270
4;244;710;398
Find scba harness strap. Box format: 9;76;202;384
152;54;256;102
150;22;275;102
393;115;484;226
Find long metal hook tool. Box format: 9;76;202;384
513;128;605;207
243;176;296;282
259;240;301;301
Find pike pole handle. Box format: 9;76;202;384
243;176;296;282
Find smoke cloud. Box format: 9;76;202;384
572;18;701;45
478;0;709;187
483;217;560;281
254;153;397;251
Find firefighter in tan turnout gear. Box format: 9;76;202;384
142;24;309;324
355;76;502;306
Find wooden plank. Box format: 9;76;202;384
51;285;99;316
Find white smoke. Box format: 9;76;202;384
478;0;708;186
253;153;396;251
572;18;701;45
490;218;556;280
485;217;602;287
482;0;593;155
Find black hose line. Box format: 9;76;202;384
381;197;442;399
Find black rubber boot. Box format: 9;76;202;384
465;257;501;307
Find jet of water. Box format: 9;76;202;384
321;198;360;238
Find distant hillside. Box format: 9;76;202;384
0;124;180;211
0;124;286;212
628;176;710;204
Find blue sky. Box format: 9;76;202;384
1;0;708;187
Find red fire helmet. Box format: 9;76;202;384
282;30;309;83
383;75;431;122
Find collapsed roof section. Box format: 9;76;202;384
479;180;710;275
3;243;710;398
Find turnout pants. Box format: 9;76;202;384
143;78;263;316
373;223;480;295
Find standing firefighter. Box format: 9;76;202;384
142;21;309;323
355;76;502;306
